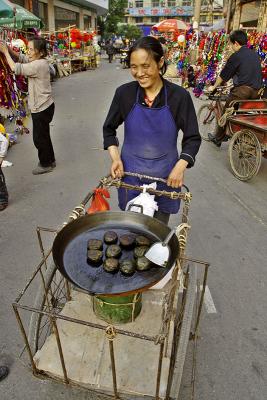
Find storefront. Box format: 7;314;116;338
54;6;79;30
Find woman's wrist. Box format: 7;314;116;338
108;145;121;162
175;159;188;170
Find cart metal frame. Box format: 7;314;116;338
12;174;209;400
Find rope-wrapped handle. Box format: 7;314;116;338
124;171;189;193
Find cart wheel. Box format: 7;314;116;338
197;103;217;141
228;129;262;181
171;264;197;399
28;262;71;354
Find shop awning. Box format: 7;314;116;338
152;19;189;33
0;2;43;29
0;0;16;18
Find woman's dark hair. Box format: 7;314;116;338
158;36;166;45
127;36;167;75
29;37;48;58
229;30;247;46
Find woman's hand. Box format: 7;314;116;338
111;159;124;178
0;41;8;55
167;159;188;188
108;145;124;178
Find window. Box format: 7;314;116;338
152;0;159;6
200;15;207;22
135;16;143;22
38;1;48;29
182;0;191;5
167;0;176;6
135;0;143;7
84;15;91;29
54;6;79;29
151;16;159;22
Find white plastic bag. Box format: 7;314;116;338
126;182;158;217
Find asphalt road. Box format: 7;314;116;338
1;58;266;400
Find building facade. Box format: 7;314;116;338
124;0;223;34
230;0;267;32
12;0;108;31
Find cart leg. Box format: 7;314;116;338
166;263;197;400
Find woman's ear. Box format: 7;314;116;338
158;56;164;69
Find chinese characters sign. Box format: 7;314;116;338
126;6;193;16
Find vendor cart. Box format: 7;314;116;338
12;172;209;400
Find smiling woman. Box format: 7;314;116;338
103;36;201;225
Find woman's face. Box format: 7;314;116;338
27;41;42;61
130;49;163;89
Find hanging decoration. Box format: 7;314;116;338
164;29;266;97
0;28;29;141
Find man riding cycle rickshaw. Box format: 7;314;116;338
207;30;264;147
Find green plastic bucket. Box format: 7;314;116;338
93;292;142;324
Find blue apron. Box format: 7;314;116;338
119;85;181;214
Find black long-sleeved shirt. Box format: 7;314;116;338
103;79;201;167
220;46;262;90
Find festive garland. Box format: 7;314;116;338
164;29;266;97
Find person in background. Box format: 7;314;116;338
208;30;263;147
0;37;56;174
106;41;115;63
103;36;201;225
0;366;9;382
0;133;9;211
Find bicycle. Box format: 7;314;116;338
197;87;230;141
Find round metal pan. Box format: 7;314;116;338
52;211;179;295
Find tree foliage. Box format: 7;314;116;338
104;0;128;37
117;24;142;40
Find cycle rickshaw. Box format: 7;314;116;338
197;88;267;181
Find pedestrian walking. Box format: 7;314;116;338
0;133;9;211
103;36;201;225
208;30;263;147
0;37;56;174
106;41;115;63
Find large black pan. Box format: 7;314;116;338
52;211;179;296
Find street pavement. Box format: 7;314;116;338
0;58;266;400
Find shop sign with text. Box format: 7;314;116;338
126;6;193;16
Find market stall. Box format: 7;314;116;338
163;29;267;97
43;26;99;77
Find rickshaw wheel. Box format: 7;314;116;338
228;129;262;181
197;103;217;141
28;262;71;354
